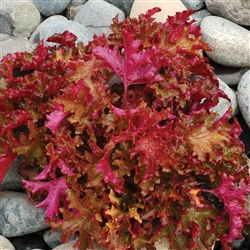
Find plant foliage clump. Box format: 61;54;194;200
0;8;250;250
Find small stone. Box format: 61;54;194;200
12;233;49;250
0;235;15;250
33;0;71;17
130;0;187;23
74;0;125;36
1;157;23;191
201;16;250;67
205;0;250;26
191;8;212;26
29;15;93;46
181;0;205;11
0;0;41;38
0;191;48;237
0;34;37;60
66;5;83;20
237;70;250;128
68;0;88;6
43;229;63;248
211;77;239;118
210;60;250;87
105;0;134;17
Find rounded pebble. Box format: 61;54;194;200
0;235;15;250
74;0;125;36
0;191;48;237
181;0;205;11
29;15;93;46
201;16;250;67
237;70;250;128
34;0;71;17
205;0;250;26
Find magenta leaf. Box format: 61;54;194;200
46;102;70;133
203;173;250;249
22;177;68;219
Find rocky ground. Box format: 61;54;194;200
0;0;250;249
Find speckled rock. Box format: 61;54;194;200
191;8;212;26
201;16;250;67
43;229;77;248
237;70;250;128
0;235;15;250
29;15;93;46
0;34;36;60
105;0;134;16
211;77;239;117
210;60;250;87
33;0;71;17
69;0;87;6
74;0;125;36
130;0;187;22
181;0;205;11
0;0;41;38
1;157;23;191
0;191;48;237
205;0;250;26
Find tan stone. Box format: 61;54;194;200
130;0;187;22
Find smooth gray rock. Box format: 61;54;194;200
201;16;250;67
181;0;205;11
205;0;250;26
74;0;125;36
0;1;41;38
105;0;134;16
12;233;49;250
43;229;78;248
69;0;87;6
237;70;250;128
29;15;93;46
0;34;37;60
0;191;48;237
43;229;63;248
210;60;250;87
0;235;15;250
191;8;212;26
34;0;71;17
1;157;23;191
211;77;239;118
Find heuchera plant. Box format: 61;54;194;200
0;8;250;250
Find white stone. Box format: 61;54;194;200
201;16;250;67
130;0;187;23
0;35;36;60
205;0;250;26
237;70;250;128
74;0;125;36
181;0;205;11
211;77;239;118
0;235;15;250
29;15;94;46
0;1;41;38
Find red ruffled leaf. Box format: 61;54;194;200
47;31;78;47
204;173;250;250
23;177;69;218
46;102;70;133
